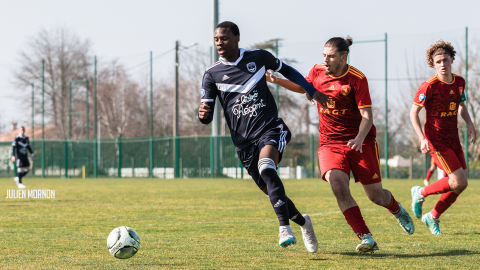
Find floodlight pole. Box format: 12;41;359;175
211;0;220;178
94;56;98;178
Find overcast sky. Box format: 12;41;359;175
1;0;479;128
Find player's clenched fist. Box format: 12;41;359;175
198;102;211;119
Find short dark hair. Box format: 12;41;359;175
325;37;353;55
21;126;25;130
216;21;240;36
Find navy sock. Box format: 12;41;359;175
259;160;290;226
286;197;306;226
18;171;25;183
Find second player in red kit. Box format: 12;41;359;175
410;40;476;235
266;37;414;254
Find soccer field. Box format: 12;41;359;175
1;178;479;269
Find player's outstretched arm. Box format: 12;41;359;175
410;104;429;153
347;107;373;153
459;102;476;144
265;72;304;93
276;63;329;108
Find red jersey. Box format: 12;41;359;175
306;64;376;145
413;74;466;152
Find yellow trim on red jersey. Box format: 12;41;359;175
426;75;439;84
350;66;366;78
413;102;424;107
358;105;372;109
435;152;452;174
349;70;364;79
328;65;351;79
374;142;380;168
437;73;456;85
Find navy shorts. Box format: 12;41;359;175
237;119;291;190
16;157;30;168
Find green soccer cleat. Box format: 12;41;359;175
279;225;296;248
411;186;425;218
393;203;415;235
356;233;379;254
421;212;443;235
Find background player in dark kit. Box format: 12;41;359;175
12;126;34;189
198;21;329;251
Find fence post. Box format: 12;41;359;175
41;59;45;178
464;26;469;177
310;134;314;178
210;136;214;178
64;140;68;178
118;137;122;178
174;136;180;178
384;32;389;179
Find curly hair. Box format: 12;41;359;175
426;40;456;67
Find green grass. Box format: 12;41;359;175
1;178;479;269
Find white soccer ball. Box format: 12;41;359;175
107;226;140;259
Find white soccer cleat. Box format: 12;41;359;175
356;233;379;254
14;177;19;185
392;203;415;235
300;214;318;253
279;225;296;248
17;183;26;189
424;179;429;186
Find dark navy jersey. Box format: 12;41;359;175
200;48;283;150
12;135;33;159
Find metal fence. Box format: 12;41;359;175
3;132;479;179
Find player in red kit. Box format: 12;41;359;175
266;37;414;254
410;40;476;235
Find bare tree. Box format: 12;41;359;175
13;26;92;139
97;61;139;138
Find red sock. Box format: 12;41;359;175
431;191;459;218
385;194;400;215
421;177;451;197
343;206;371;239
425;169;433;182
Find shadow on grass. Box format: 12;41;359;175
334;249;479;258
450;232;480;235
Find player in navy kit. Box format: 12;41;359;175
12;126;34;189
198;21;329;252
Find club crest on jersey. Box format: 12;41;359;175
327;99;335;109
419;94;426;101
341;85;351;96
450;102;456;111
246;62;256;73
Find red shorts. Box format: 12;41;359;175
318;142;382;185
430;147;466;175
